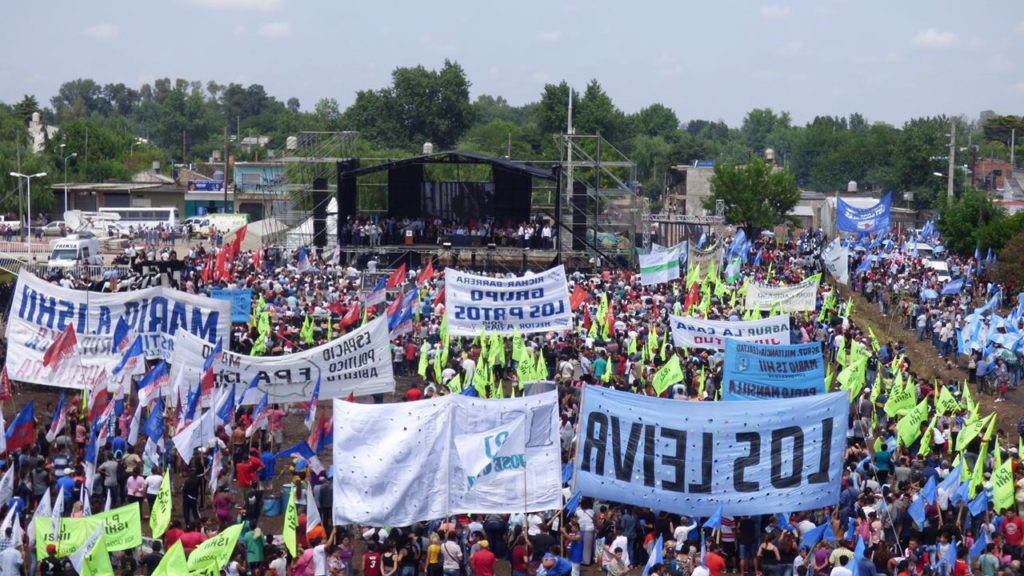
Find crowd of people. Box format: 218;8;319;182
0;221;1020;576
336;216;556;250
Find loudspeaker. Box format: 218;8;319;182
312;177;328;248
336;160;360;244
571;180;587;251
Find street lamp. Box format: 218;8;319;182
64;151;77;215
9;171;47;257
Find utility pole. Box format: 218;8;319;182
223;125;230;213
946;122;956;201
1011;128;1016;168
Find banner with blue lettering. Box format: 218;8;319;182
836;192;892;234
211;288;253;323
669;314;791;351
722;340;826;400
445;266;572;336
332;390;561;526
575;386;847;516
5;270;231;390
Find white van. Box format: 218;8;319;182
926;260;952;283
207;213;249;234
49;238;103;270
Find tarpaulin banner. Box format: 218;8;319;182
173;316;395;403
210;287;252;323
669;314;791;351
745;275;821;312
445;266;572;336
574;386;847;516
332;390;561;526
6;270;231;390
836;192;892;234
35;502;142;557
688;241;723;270
722;340;826;400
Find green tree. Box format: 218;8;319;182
575;79;627;145
704;159;799;234
997;230;1024;289
935;190;1005;255
631;103;679;139
535;81;580;138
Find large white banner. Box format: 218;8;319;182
744;275;821;312
332;390;561;526
688;241;723;270
823;239;849;285
445;266;572;336
173;316;394;403
669;314;791;350
6;271;231;390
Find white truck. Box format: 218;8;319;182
48;237;104;270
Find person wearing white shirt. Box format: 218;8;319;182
673;518;698;552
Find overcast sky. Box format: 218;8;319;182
4;0;1022;127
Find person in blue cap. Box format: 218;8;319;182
538;553;573;576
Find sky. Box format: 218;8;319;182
4;0;1023;128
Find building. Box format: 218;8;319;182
233;161;290;222
28;112;59;154
666;162;715;216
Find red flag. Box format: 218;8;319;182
338;303;360;329
605;300;615;331
5;401;35;453
386;296;402;317
583;306;592;330
570;285;590;311
252;248;262;271
386;263;407;290
202;255;213;284
684;282;700;313
200;367;215;400
346;391;355;402
42;324;78;370
214;249;227;281
327;301;345;317
88;389;109;423
435;286;445;304
234;225;247;246
416;261;435;286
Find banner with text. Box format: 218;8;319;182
836;192;892;234
35;502;142;558
6;270;231;390
445;266;572;336
575;386;847;516
669;314;791;351
722;340;826;400
173;315;394;403
687;241;723;272
211;287;253;323
332;390;561;526
744;275;821;312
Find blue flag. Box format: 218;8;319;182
562;462;574;485
908;496;926;527
460;386;479;397
702;504;724;529
823;521;836;543
4;400;35;452
941;278;964;296
851;537;865;576
642;535;664;576
84;422;99;465
216;382;236;425
845;516;856;541
565;491;582;516
939;539;957;571
969;531;987;560
111;336;144;376
112;317;131;353
203;338;223;373
968;491;989;517
951;477;971;506
183;384;201;423
135;359;168;402
276;440;315;461
239;374;261;408
142;397;165;442
921;476;938;504
777;513;796;532
939;461;963;496
800;523;827;549
304;375;321;429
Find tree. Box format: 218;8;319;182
997;230;1024;290
631;103;679;139
13;95;39;124
704;160;799;234
575;79;627;145
286;97;301;113
535;81;580;138
935;190;1006;255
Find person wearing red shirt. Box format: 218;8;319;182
164;520;184;551
1001;509;1024;556
405;382;424;402
179;524;207;555
705;542;727;576
364;543;382;576
471;541;497;576
236;451;265;488
510;534;528;576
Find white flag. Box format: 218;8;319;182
52;488;64;541
80;482;91;516
453;416;527;487
103;489;112;513
28;488;50;544
0;408;6;455
69;521;105;574
823;238;849;285
306;481;322;534
0;466;14;505
638;244;682;286
127;400;144;447
173;408;215;464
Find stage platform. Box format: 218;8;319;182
319;243;627;274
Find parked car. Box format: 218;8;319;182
41;221;66;236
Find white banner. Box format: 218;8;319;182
669;314;791;350
688;241;723;270
172;316;394;404
639;244;682;286
5;271;231;390
445;266;572;336
823;239;849;285
745;275;821;312
332;390;561;526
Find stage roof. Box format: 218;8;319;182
339;150;556;180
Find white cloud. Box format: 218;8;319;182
776;41;803;56
1016;20;1024;35
256;22;291;39
536;31;561;43
760;5;791;19
188;0;282;10
988;53;1013;73
83;23;119;39
912;28;960;50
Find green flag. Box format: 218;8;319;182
955;413;992;452
883;373;916;417
150;471;172;538
417;343;430;379
896;398;929;448
448;373;463;394
187;523;244;575
935;385;959;416
153;541;188;576
651;354;683;395
992;458;1015;511
284;484;297;557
